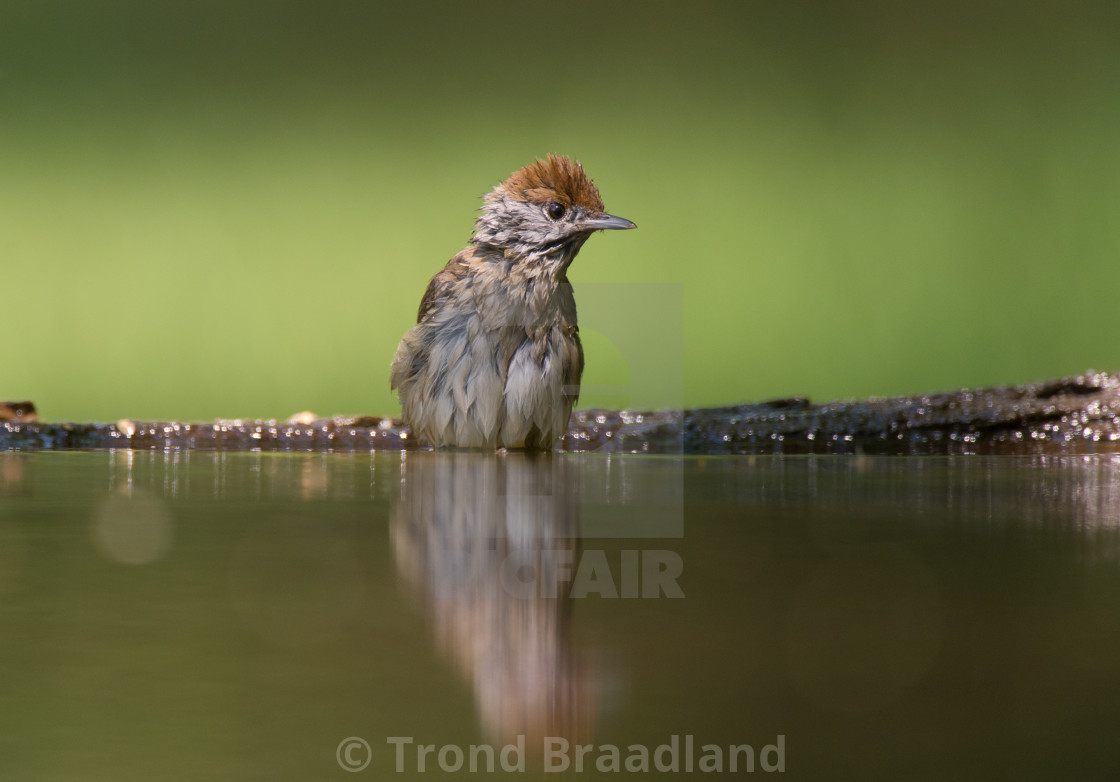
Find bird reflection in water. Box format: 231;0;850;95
390;451;597;747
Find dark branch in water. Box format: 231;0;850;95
4;371;1120;455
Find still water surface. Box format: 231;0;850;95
1;451;1119;779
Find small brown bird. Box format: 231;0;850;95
391;155;635;449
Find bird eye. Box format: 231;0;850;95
545;202;567;221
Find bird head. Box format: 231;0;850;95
472;154;635;258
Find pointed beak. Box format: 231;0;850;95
579;212;637;231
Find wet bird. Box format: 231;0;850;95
391;155;635;449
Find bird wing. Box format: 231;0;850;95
562;323;584;411
416;271;453;324
390;262;460;394
415;248;478;323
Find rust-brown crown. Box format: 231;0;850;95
497;154;605;212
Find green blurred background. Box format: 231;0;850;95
3;1;1119;422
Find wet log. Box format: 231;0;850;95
3;371;1120;455
0;401;37;423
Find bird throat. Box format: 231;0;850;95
525;233;589;277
